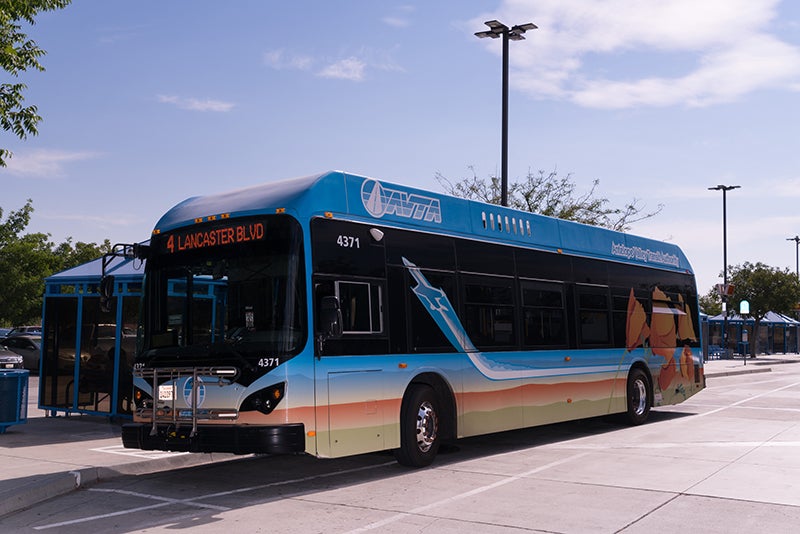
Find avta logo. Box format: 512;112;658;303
183;377;206;408
361;179;442;223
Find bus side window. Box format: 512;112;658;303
335;280;383;334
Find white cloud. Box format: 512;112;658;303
477;0;800;108
382;17;409;28
383;4;415;27
318;57;367;81
263;49;314;71
265;47;401;82
157;94;235;112
4;149;98;177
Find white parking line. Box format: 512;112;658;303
34;461;395;530
696;380;800;418
90;444;190;460
346;452;590;533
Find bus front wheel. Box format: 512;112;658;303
626;367;651;425
394;385;440;468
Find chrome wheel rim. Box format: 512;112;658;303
632;378;647;416
415;401;438;453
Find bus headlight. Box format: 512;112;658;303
133;386;153;410
241;382;285;415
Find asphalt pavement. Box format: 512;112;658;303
0;355;796;519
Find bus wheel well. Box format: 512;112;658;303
407;373;456;441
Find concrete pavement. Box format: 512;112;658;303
1;355;798;519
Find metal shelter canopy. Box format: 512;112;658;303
707;311;800;325
46;253;146;283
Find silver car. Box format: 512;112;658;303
3;335;41;371
0;346;23;369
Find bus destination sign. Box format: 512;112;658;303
163;221;266;253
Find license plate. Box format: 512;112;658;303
158;384;175;401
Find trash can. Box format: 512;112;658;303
0;369;29;433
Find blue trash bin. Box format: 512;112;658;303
0;369;29;433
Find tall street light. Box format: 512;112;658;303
475;20;537;207
788;236;800;279
709;184;740;356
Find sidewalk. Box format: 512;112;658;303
702;352;800;377
0;378;238;518
2;356;799;519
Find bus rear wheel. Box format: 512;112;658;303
626;367;651;425
394;385;440;468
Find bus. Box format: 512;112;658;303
119;170;704;467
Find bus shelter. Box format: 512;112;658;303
42;254;226;418
42;255;145;418
706;311;800;358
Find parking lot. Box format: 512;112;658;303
1;361;798;533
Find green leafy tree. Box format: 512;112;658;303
699;286;722;316
0;199;110;325
728;262;800;357
1;0;72;166
436;167;662;231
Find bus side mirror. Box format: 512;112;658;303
99;275;115;313
318;296;343;339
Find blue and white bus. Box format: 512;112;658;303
120;171;704;467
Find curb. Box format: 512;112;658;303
705;357;800;379
0;471;79;518
706;367;772;378
0;452;239;519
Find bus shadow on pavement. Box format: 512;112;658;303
431;409;697;463
0;415;121;448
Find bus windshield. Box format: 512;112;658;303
139;215;306;370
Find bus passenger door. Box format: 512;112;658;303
313;280;389;458
320;368;385;457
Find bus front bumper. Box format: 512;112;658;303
121;422;305;455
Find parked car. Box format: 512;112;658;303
0;327;11;338
0;346;24;369
3;334;41;371
4;325;42;338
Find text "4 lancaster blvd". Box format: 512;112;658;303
165;222;266;253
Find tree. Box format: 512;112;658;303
727;262;800;357
699;287;722;316
1;0;72;167
436;167;662;231
0;199;110;325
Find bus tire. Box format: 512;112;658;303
394;385;440;468
626;367;651;425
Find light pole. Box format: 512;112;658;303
709;184;740;357
475;20;537;207
788;236;800;279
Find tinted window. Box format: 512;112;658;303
576;285;610;346
456;240;514;275
573;257;608;285
516;248;572;281
337;281;382;334
522;281;567;347
463;275;515;349
384;228;455;271
311;218;386;277
408;270;458;353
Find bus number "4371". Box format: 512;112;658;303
336;235;360;249
258;357;280;368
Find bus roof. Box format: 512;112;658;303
153;170;693;274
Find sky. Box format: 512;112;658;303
3;0;800;296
